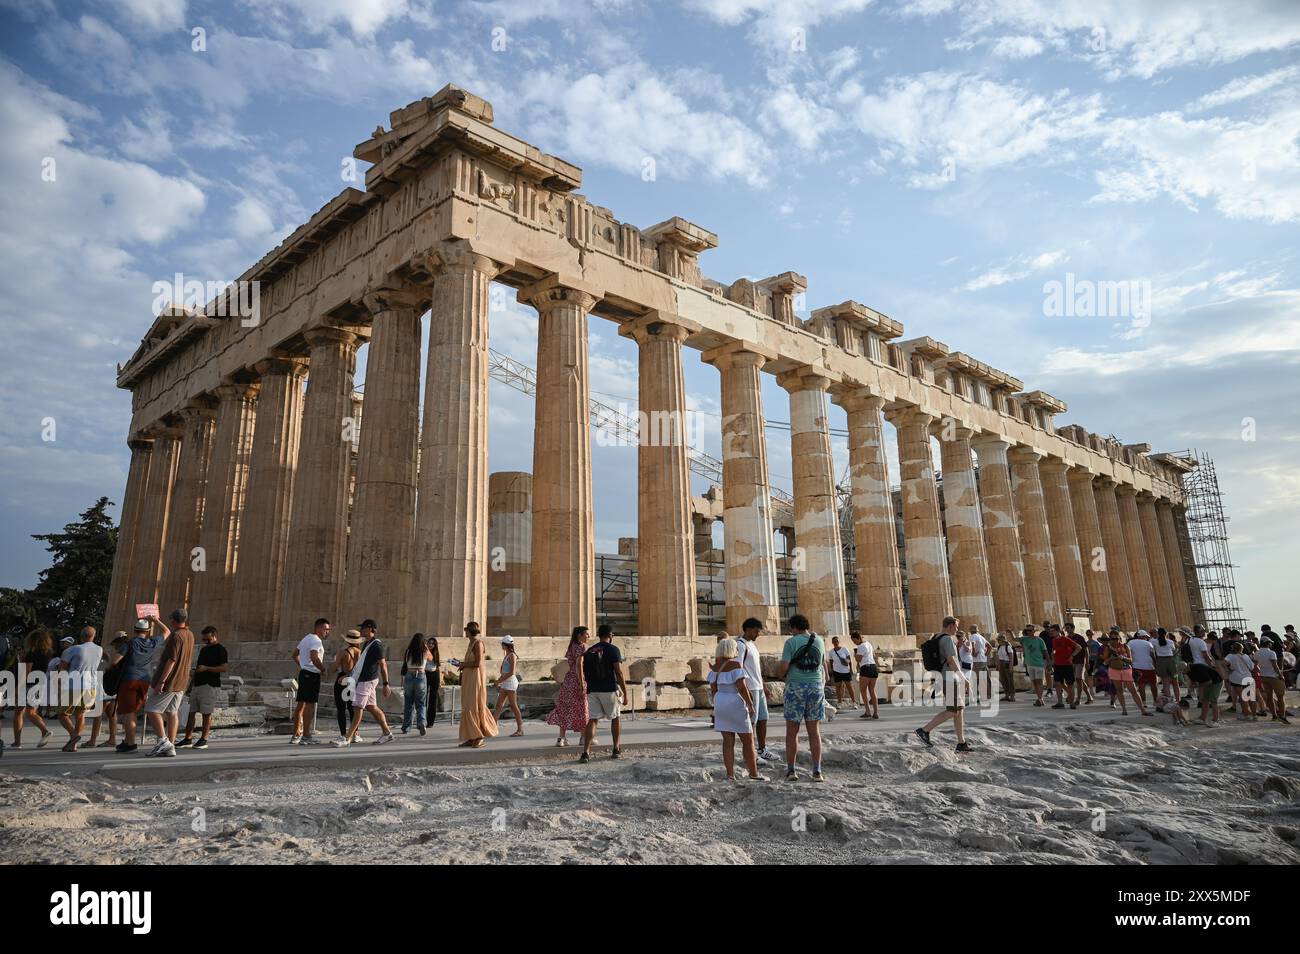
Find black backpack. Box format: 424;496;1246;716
921;633;945;672
790;634;822;672
1179;639;1194;664
102;644;131;697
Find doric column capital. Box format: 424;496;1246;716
700;341;774;371
883;404;932;429
303;325;360;350
1066;466;1098;486
361;282;426;317
970;432;1010;454
1114;482;1138;498
931;421;976;443
830;388;885;414
1039;456;1072;477
213;380;260;404
178;400;217;427
1007;444;1044;464
425;238;506;279
144;424;184;442
1136;489;1157;503
620;313;695;346
518;274;601;314
776;367;831;394
254;356;309;379
127;437;155;453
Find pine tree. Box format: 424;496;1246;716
29;497;118;633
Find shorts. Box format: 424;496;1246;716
858;664;880;680
144;688;183;714
1155;655;1177;678
753;690;769;722
1187;663;1222;685
1026;665;1045;682
189;684;223;716
58;686;97;715
1053;664;1075;685
1135;668;1156;687
295;669;322;703
973;661;989;672
116;679;150;715
782;682;826;722
832;670;853;683
1108;666;1135;683
587;690;621;721
941;671;967;711
353;678;378;709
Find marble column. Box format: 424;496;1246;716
886;406;951;631
1008;446;1061;625
1067;468;1116;629
232;357;306;641
412;249;499;638
1039;458;1088;619
628;317;697;640
971;435;1030;633
834;391;906;637
1172;504;1203;625
524;279;599;638
1138;492;1177;627
487;471;532;635
105;437;155;634
704;347;780;635
341;288;424;637
130;429;181;611
936;426;996;634
190;382;258;630
779;369;849;639
1115;484;1158;629
1093;478;1138;630
1156;499;1194;627
278;328;359;637
158;402;216;613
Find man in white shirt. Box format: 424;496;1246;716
291;618;329;744
57;626;103;752
968;626;990;703
738;618;773;760
1254;643;1289;723
1128;630;1158;707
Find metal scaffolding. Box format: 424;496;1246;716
1170;450;1247;631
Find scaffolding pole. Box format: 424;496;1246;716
1170;450;1247;632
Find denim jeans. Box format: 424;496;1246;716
402;671;427;731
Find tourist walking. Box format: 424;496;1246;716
546;627;589;746
143;610;194;757
852;631;880;719
331;630;362;742
334;619;394;746
88;633;129;748
579;625;627;763
454;621;497;749
1152;627;1179;701
400;633;432;736
1224;642;1259;721
11;629;55;749
969;625;990;703
424;635;441;727
1104;635;1150;716
957;628;974;703
914;616;972;753
778;614;828;781
1183;626;1223;726
492;635;525;737
994;633;1017;702
1128;630;1158;709
1066;625;1093;704
176;626;226;749
290;618;329;745
1020;625;1047;706
55;626;102;752
1041;625;1056;697
826;636;857;709
737;619;774;757
1253;638;1290;723
708;638;766;781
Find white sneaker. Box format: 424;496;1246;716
332;738;351;747
301;735;322;745
334;735;348;745
353;733;365;743
373;733;394;745
289;735;302;745
756;748;775;761
146;738;167;757
158;742;176;758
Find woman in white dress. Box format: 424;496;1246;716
707;639;767;782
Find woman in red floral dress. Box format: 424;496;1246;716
546;627;590;745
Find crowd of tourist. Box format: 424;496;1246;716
1;609;1295;780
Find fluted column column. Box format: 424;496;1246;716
523;278;599;637
936;426;995;634
886;406;951;631
487;472;532;635
1008;446;1061;625
128;428;181;613
1093;478;1137;630
1115;484;1157;628
278;328;359;637
342;287;424;636
190;382;257;629
158;402;217;613
232;357;306;641
1138;492;1177;627
833;390;906;637
1067;468;1116;629
1156;499;1194;627
703;346;780;635
105;437;155;634
779;369;848;639
412;248;501;637
1039;458;1088;619
627;316;697;639
971;435;1029;632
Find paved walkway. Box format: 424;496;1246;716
6;688;1268;784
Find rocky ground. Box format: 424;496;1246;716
2;716;1297;865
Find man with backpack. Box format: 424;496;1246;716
1019;625;1048;706
777;614;827;782
914;616;973;753
580;624;628;764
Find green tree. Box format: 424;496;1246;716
0;586;37;635
28;496;118;633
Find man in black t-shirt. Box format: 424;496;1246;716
177;626;228;749
579;625;628;764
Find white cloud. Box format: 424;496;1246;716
1188;65;1300;114
110;0;188;32
246;0;419;36
682;0;876;50
758;85;840;151
962;249;1067;291
989;35;1044;59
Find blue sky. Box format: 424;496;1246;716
1;0;1297;629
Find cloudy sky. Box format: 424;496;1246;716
1;0;1296;630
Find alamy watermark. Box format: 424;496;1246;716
151;273;261;327
1042;273;1150;327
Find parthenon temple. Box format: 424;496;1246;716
105;86;1204;666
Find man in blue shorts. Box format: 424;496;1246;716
777;614;827;783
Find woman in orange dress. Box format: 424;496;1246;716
456;621;498;748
